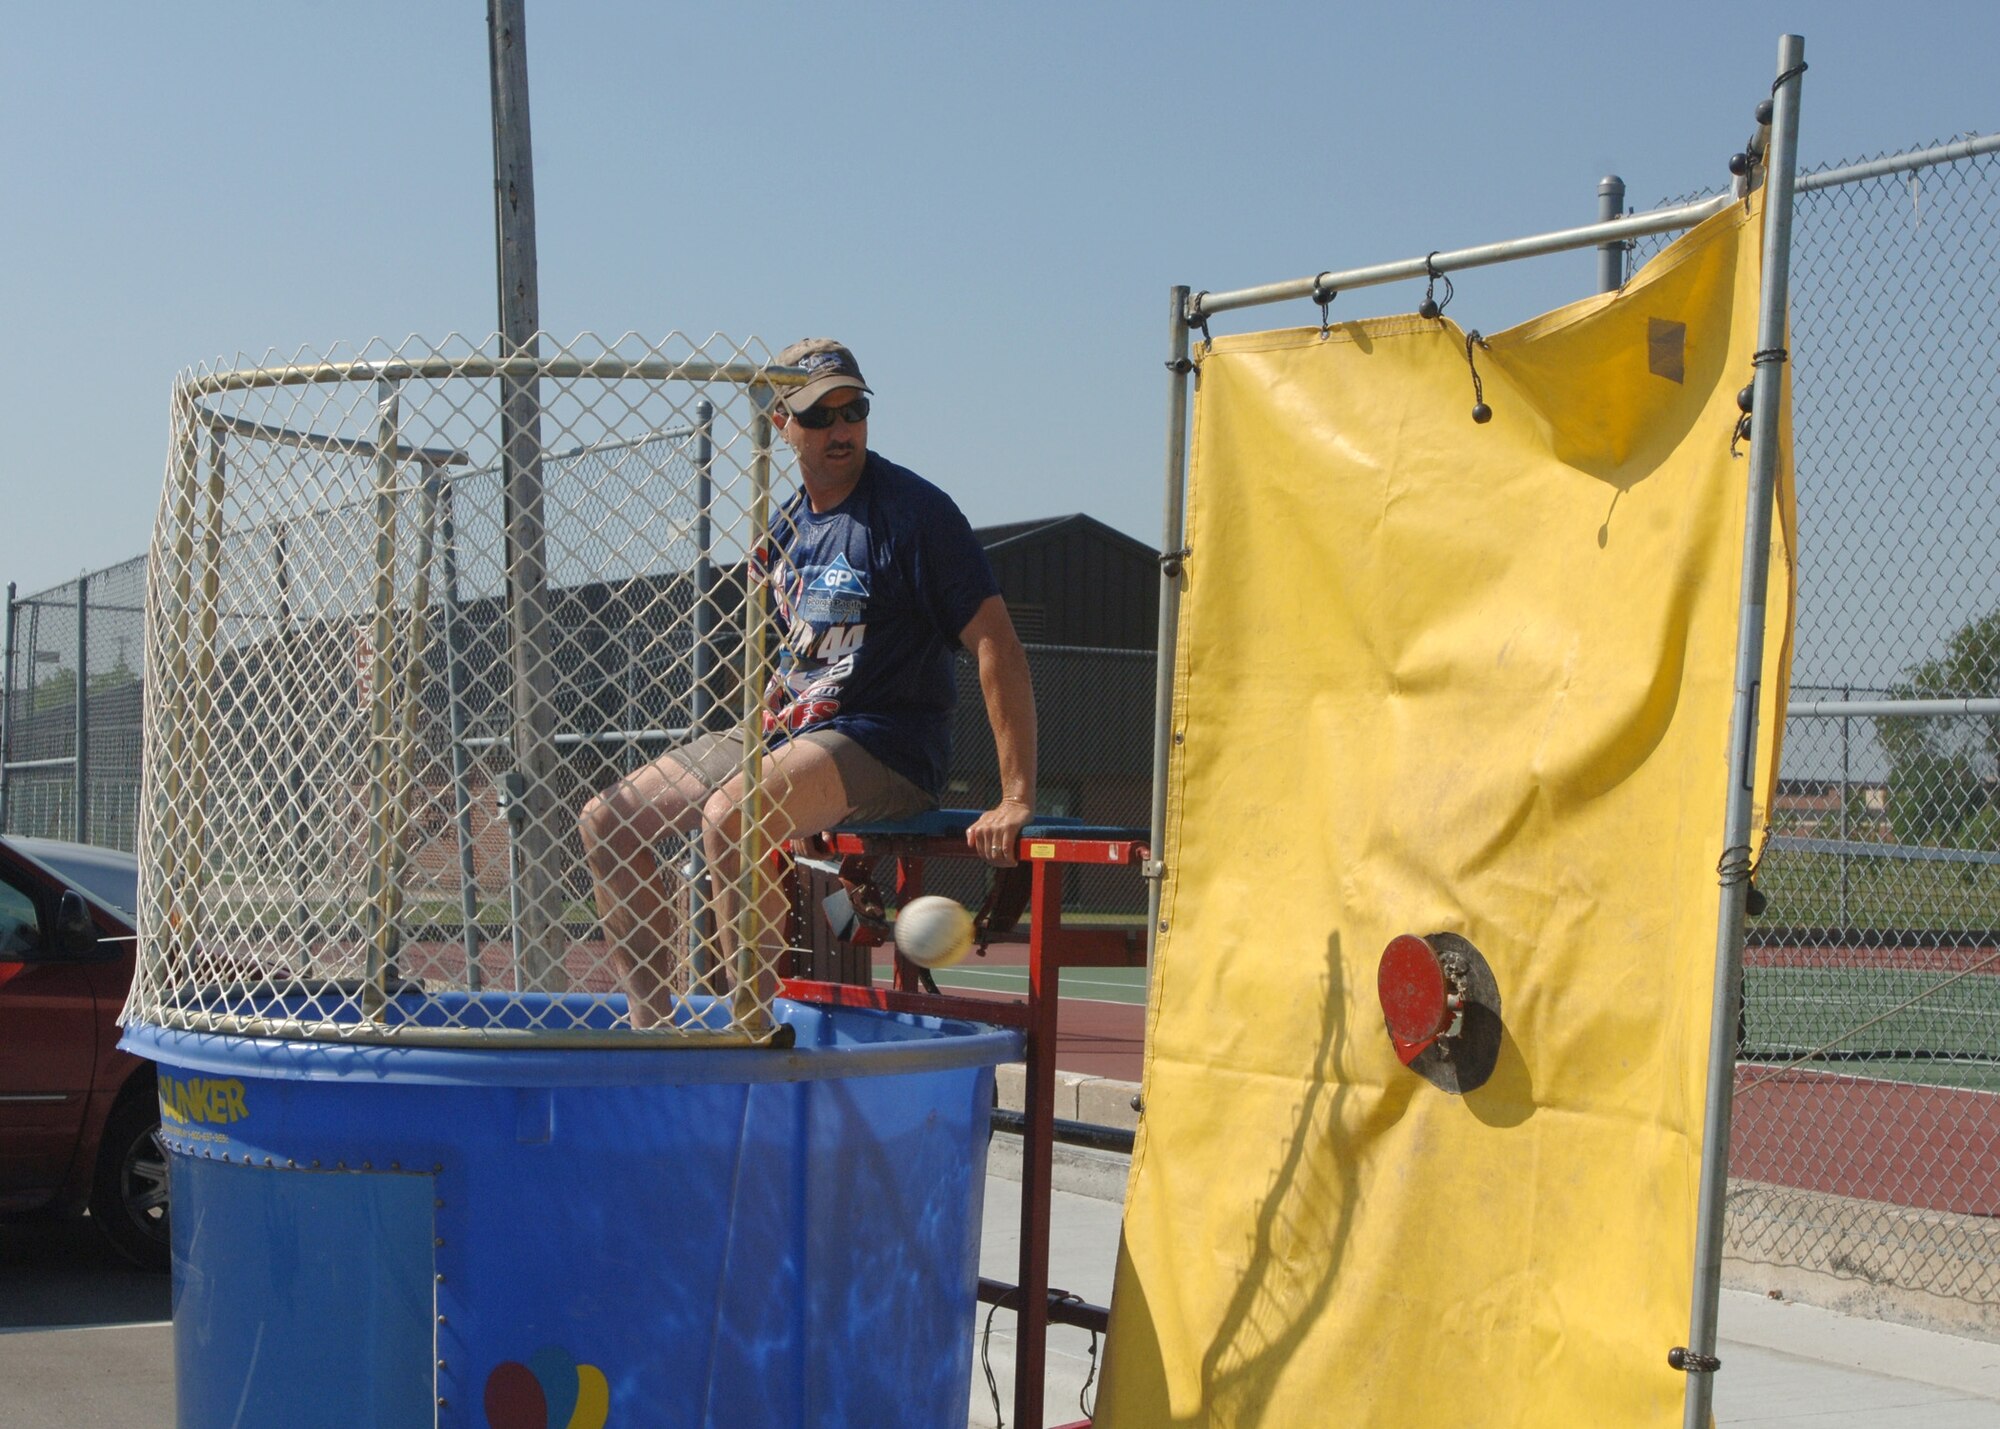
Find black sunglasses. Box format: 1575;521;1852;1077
791;395;870;430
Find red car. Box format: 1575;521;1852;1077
0;833;166;1268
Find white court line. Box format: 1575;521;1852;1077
0;1320;172;1336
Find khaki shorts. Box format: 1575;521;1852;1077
661;728;933;824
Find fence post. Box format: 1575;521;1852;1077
1839;685;1850;931
0;581;15;830
1682;34;1805;1429
74;572;89;845
1597;174;1627;293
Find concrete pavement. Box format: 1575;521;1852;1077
975;1135;2000;1428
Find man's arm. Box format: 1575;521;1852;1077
959;594;1036;866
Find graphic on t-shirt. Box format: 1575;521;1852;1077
801;554;869;622
767;551;870;733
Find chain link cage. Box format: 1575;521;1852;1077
1640;138;2000;1323
124;334;835;1047
1;555;148;850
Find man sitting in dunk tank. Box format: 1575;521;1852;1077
578;339;1037;1026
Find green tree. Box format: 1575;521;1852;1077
1874;606;1999;846
29;666;76;714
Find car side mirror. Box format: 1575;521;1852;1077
56;891;100;956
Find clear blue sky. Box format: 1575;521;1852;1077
2;1;1993;597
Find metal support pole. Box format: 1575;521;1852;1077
73;573;88;845
1145;287;1193;950
1682;34;1805;1429
1013;858;1063;1429
1597;175;1627;294
1;581;16;830
488;0;564;991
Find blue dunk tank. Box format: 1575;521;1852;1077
121;341;1020;1427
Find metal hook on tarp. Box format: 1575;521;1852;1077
1729;348;1787;456
1311;273;1338;337
1418;253;1454;320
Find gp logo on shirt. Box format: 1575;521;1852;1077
808;554;870;598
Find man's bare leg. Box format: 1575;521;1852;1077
701;737;854;1017
578;753;714;1028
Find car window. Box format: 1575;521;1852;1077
7;840;138;919
0;876;41;958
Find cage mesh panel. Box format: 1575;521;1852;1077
1639;141;2000;1312
127;335;812;1044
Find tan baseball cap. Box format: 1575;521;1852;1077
775;337;871;415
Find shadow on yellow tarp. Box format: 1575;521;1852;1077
1097;195;1794;1427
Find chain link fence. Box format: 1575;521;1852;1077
1639;136;2000;1329
2;554;148;850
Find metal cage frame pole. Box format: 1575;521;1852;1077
182;423;228;949
1681;34;1805;1429
435;471;484;988
1145;286;1194;950
270;523;312;973
155;416;202;964
731;394;778;1034
362;379;406;1015
689;398;718;983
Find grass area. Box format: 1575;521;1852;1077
871;960;1149;1006
1753;848;2000;931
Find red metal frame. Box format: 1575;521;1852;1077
781;825;1146;1429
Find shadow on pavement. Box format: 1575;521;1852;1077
0;1215;169;1331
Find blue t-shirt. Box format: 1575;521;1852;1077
757;452;1000;798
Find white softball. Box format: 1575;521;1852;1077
894;895;976;969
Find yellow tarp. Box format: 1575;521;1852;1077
1099;196;1794;1427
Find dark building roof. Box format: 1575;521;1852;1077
972;514;1158;650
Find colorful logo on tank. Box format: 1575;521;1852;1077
483;1347;608;1429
